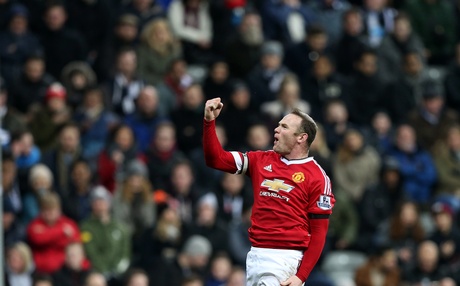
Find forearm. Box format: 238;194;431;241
203;119;239;173
296;218;329;282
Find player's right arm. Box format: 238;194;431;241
203;98;248;174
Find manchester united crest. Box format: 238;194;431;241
292;172;305;183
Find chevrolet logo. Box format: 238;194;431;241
261;179;294;193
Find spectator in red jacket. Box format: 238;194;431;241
26;192;81;274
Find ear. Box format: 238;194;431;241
297;133;308;144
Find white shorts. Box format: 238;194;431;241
246;247;304;286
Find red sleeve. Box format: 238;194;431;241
296;167;335;282
203;119;240;173
295;218;329;282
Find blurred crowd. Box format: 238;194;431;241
1;0;460;285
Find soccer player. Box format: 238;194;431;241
203;97;335;286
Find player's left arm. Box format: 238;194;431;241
282;172;335;285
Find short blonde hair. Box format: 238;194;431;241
29;164;54;185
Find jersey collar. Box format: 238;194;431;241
280;156;314;165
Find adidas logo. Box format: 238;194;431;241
264;164;272;172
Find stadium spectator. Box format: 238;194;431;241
27;193;81;273
146;121;187;190
332;128;381;202
387;124;437;204
408;80;460;152
73;87;119;162
28;83;71;152
5;242;35;286
0;3;42;82
149;235;212;286
137;18;182;85
22;164;54;224
261;0;316;45
301;55;350;121
124;85;168;152
225;11;264;78
97;124;145;193
8;56;54;115
385;52;430;124
247;41;289;106
39;3;87;78
104;48;145;117
167;0;214;65
52;242;91;286
42;123;82;198
171;83;206;155
355;245;400;286
432;125;460;195
113;159;156;240
378;12;425;83
60;61;98;109
62;160;94;223
80;186;131;277
214;172;251;224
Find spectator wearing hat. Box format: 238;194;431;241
8;55;55;115
408;80;460;152
80;186;131;278
149;235;213;286
246;41;290;108
429;202;460;268
94;14;140;82
28;82;72;152
0;3;43;82
432;125;460;196
39;3;87;79
60;61;98;110
42;123;82;199
27;192;81;274
113;159;156;241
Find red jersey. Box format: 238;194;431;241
203;120;335;250
233;150;334;249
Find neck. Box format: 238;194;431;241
98;213;111;224
283;150;309;160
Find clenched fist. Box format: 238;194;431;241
204;97;224;122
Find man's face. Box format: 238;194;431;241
137;88;158;114
45;6;66;31
65;244;85;270
357;54;377;76
60;127;80;153
25;59;45;82
273;114;303;155
2;160;17;190
41;207;61;225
